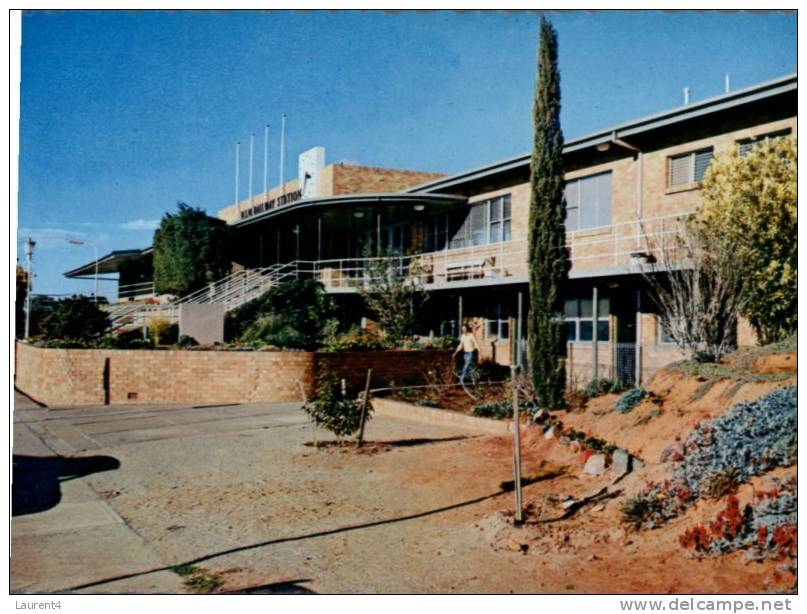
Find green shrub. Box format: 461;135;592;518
240;314;309;350
303;371;367;441
472;402;512;420
38;295;109;342
175;334;199;348
582;378;625;400
321;328;388;352
615;387;649;414
227;278;337;347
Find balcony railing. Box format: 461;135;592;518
107;213;691;331
117;280;156;300
308;212;692;290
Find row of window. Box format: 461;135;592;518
667;128;791;188
424;195;512;252
423;128;791;245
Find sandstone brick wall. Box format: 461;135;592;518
331;164;444;195
14;342;451;408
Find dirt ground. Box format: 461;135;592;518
12;381;794;594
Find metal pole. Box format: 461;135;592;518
279;114;286;199
592;286;599;380
511;364;523;524
248;133;255;210
93;244;99;303
24;246;32;339
235;142;241;216
458;294;463;335
263;124;269;200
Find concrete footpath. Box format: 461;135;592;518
11;391;185;594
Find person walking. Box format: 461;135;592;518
453;324;480;384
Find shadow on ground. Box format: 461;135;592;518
223;579;317;594
12;454;121;516
303;435;472;451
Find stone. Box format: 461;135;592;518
558;436;571;446
543;425;557;439
583;453;607;475
612;448;631;475
507;539;529;553
561;499;578;510
533;408;548;423
632;458;644;471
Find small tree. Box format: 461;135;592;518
357;247;429;346
152;202;231;297
643;217;750;362
697;138;797;344
303;371;368;444
39;295;109;342
528;17;568;409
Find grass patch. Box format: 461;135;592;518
171;564;224;593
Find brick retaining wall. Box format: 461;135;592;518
14;342;451;408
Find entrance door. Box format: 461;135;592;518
612;290;637;385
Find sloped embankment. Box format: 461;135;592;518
559;347;796;465
478;340;796;593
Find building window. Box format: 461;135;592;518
484;303;511;341
426;194;512;252
737;129;791;157
668;148;714;187
658;316;683;344
564;172;612;231
564;296;609;342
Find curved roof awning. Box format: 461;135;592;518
232;192;468;229
64;247;152;278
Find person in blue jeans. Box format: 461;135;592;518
453;324;480;384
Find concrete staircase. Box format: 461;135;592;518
109;262;301;332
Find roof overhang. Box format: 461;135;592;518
408;73;797;194
232;192;468;229
64;248;152;278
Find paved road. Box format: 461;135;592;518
12;391;532;594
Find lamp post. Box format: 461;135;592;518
24;236;35;339
67;239;99;302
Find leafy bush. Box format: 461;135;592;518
148;317;177;345
623;385;797;529
227;278;338;349
38;295;109;342
303;371;368;441
472;402;512;420
320;328;387;352
582;378;626;400
615;387;649;414
471;399;538;420
96;332;154;349
678;477;796;560
240;314;309;350
175;334;199;348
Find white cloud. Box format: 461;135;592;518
120;219;160;231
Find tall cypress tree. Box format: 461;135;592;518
528;17;568;409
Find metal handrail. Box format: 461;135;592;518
109;213;692;331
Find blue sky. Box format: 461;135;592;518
16;9;796;298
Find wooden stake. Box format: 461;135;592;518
511;365;524;524
299;379;316;448
356;368;373;448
